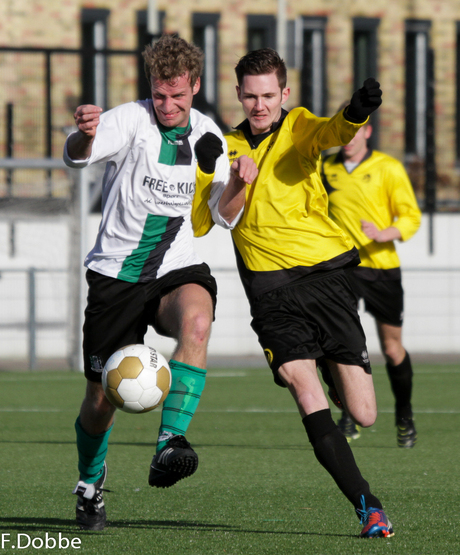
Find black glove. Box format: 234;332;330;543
345;78;382;123
195;132;224;174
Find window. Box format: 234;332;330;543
300;17;327;117
247;15;276;51
81;9;110;109
193;13;220;113
405;20;431;158
136;10;165;101
353;18;380;148
353;18;379;90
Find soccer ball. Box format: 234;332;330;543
102;344;171;414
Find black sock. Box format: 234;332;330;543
386;351;413;420
303;409;382;514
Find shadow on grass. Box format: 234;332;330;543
0;439;308;451
0;516;353;538
0;439;399;451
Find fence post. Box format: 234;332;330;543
28;267;37;370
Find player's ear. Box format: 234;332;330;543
364;124;373;139
192;77;201;96
281;87;290;105
236;85;242;102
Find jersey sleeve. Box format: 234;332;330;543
63;102;139;168
386;161;422;242
290;108;366;159
192;136;232;237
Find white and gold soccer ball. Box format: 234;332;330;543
102;344;171;414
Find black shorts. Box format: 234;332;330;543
250;269;372;387
83;263;217;382
347;270;404;327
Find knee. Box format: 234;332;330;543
181;307;212;345
349;403;377;428
382;342;406;366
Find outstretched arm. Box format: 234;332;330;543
67;104;103;160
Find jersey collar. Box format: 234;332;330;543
336;147;373;168
235;109;288;149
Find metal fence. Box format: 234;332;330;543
0;157;89;371
0;267;67;370
0;264;459;370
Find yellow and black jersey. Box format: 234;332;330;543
322;149;421;275
224;107;366;300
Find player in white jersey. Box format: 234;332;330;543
63;34;257;531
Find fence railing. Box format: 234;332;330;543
0;267;67;370
1;265;459;370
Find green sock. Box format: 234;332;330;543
156;360;206;451
75;416;113;483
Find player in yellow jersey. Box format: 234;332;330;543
322;117;421;448
196;48;394;538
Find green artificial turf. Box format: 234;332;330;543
0;363;459;554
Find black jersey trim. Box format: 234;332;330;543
234;243;361;302
352;266;401;282
235;109;288;149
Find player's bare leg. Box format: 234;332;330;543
326;360;377;427
79;381;116;435
278;358;389;532
149;283;214;488
74;381;115;530
376;322;405;366
156;282;213;368
377;321;416;447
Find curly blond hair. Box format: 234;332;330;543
142;34;204;87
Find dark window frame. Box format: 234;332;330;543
405;19;431;158
136;10;165;101
81;8;110;109
246;15;276;51
353;17;380;149
192;13;220;113
300;16;327;117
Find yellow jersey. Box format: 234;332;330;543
323;149;421;273
224;107;366;299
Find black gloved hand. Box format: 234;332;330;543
195;132;224;174
345;78;382;123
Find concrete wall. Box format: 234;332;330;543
0;213;458;366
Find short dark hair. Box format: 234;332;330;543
235;48;287;90
142;34;204;87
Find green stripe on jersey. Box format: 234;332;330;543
158;121;190;166
117;214;169;282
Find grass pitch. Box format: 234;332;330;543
0;362;459;555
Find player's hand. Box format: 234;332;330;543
73;105;103;138
361;220;382;241
346;78;382;122
195;132;224;174
231;155;258;185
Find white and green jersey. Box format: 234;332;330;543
64;100;229;283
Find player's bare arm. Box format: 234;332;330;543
219;156;258;224
361;220;402;242
67;104;103;160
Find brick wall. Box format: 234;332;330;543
1;0;460;204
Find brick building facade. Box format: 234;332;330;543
1;0;460;208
